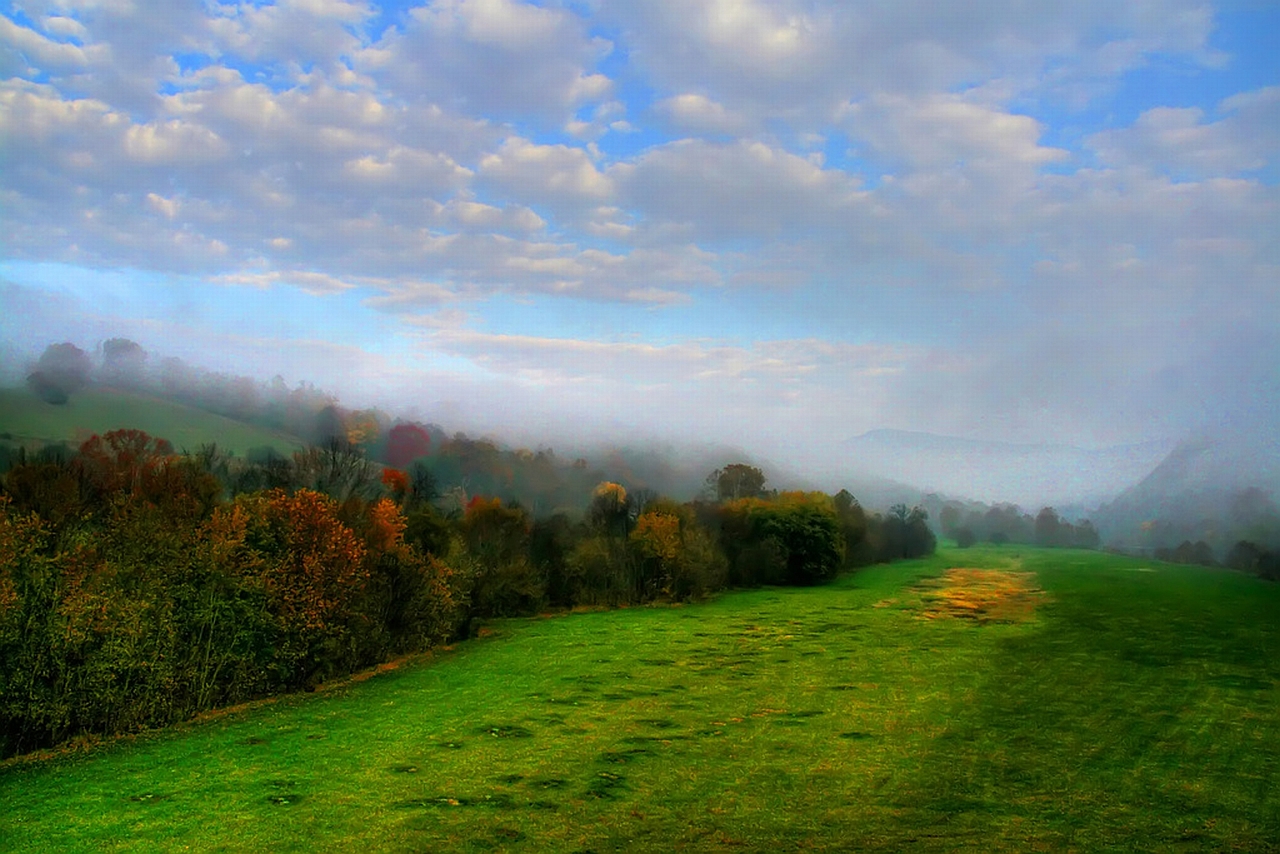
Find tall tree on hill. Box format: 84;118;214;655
27;343;92;405
99;338;147;388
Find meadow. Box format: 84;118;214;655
0;387;303;457
2;546;1277;852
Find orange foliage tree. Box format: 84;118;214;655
236;489;369;687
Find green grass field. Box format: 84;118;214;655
2;547;1278;852
0;387;304;457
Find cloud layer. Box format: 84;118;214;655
2;0;1277;498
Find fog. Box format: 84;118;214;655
3;1;1279;513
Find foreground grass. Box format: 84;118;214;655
0;387;303;456
2;547;1278;852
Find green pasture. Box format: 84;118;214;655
0;387;303;457
2;547;1278;852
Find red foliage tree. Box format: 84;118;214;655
385;423;432;470
76;430;175;497
75;430;219;521
381;467;410;500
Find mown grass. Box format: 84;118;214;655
0;386;303;457
2;547;1278;852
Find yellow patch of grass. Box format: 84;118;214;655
910;568;1046;624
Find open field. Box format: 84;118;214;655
0;387;304;457
2;547;1278;852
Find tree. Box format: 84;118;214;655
313;405;348;447
939;504;962;538
718;493;843;586
630;500;726;601
707;463;767;502
589;481;630;535
1073;519;1100;550
460;497;541;618
27;343;92;404
833;489;868;565
345;409;381;449
1035;507;1062;548
99;338;147;387
385;423;432;470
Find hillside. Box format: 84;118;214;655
0;386;306;458
1097;431;1280;551
840;429;1171;508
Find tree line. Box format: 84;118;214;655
0;433;934;759
937;501;1101;550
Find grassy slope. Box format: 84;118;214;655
1;547;1277;852
0;387;304;457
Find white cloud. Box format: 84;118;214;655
479;136;614;212
654;93;747;136
369;0;613;125
124;119;229;163
614;138;869;242
598;0;1219;131
1087;86;1280;178
0;14;97;72
210;0;374;75
425;327;910;392
848;94;1068;170
213;270;357;294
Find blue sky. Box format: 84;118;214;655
1;0;1277;479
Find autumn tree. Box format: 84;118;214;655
243;489;369;687
355;497;464;655
460;497;541;619
385;423;433;470
630;499;726;600
345;409;382;449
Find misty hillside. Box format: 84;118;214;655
840;429;1172;509
0;386;305;458
1097;432;1280;550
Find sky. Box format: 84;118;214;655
1;0;1278;482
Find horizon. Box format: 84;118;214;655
2;1;1278;500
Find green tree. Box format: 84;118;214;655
1035;507;1063;548
707;464;768;502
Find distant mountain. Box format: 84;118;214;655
1096;431;1280;551
839;429;1173;509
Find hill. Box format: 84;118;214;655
0;386;305;458
1097;431;1280;552
841;429;1171;508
